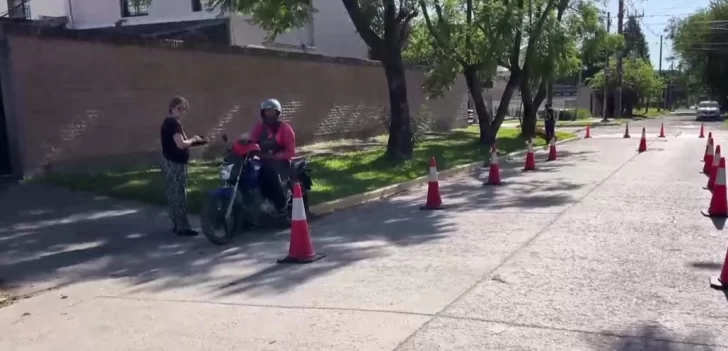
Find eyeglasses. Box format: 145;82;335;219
177;105;188;113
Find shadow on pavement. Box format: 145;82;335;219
687;261;724;270
209;202;456;297
592;323;720;351
0;144;597;298
0;180;456;298
709;216;726;230
431;149;596;213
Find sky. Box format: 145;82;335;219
601;0;712;69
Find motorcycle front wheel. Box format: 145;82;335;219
201;190;242;246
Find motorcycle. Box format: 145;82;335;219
200;134;313;245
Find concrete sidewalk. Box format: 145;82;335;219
1;117;727;350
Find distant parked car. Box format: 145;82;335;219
696;101;722;121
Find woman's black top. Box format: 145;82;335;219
160;117;189;164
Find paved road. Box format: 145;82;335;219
1;115;727;350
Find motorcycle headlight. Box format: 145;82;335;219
220;164;234;180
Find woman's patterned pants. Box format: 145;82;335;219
160;158;191;231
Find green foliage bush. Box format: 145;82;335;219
556;108;592;121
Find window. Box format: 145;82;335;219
21;0;30;19
7;0;31;19
699;101;720;108
121;0;148;17
192;0;202;12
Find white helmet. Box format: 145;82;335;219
260;98;282;113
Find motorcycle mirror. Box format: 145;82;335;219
221;134;228;143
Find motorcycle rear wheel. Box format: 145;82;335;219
201;190;242;246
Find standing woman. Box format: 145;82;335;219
160;96;203;236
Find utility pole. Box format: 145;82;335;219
602;12;611;121
574;68;582;118
658;35;663;112
615;0;625;119
668;60;675;110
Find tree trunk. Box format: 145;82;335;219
521;80;535;138
645;96;650;113
521;79;547;139
463;65;492;145
521;100;537;138
546;80;554;106
490;70;521;142
382;53;413;161
533;82;548;116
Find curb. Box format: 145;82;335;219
309;136;581;216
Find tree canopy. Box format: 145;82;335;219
587;58;665;101
669;0;728;104
623;15;649;61
404;0;613;140
518;0;611;136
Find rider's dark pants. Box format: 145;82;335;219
258;159;289;212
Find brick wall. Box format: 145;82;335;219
3;28;468;175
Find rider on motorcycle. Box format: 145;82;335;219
249;98;296;215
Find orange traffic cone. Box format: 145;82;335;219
623;122;631;138
547;138;557;161
703;157;728;217
710;245;728;290
584;125;591;139
699;123;705;138
277;183;325;264
420;156;444;210
659;123;665;138
703;138;714;174
707;146;722;190
484;145;501;186
637;127;647;152
524;140;537;171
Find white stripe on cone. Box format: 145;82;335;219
428;167;438;182
641;129;646;138
491;149;498;165
715;150;722;167
718;166;727;186
528;142;533;153
291;195;307;221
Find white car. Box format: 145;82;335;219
696;101;722;121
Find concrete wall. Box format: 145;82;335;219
0;27;468;176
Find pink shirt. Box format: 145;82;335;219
249;121;296;161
